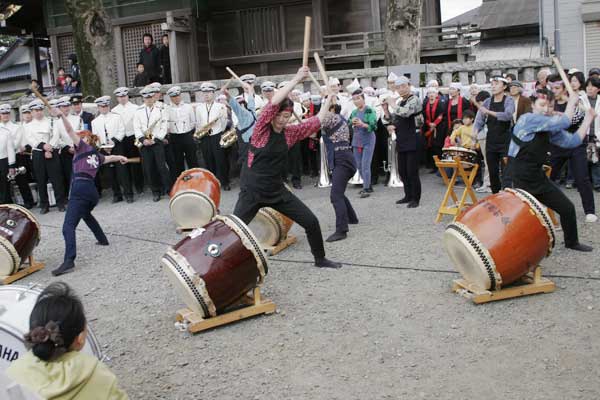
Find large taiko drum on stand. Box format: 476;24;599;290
0;285;102;371
169;168;221;229
161;215;268;318
443;188;556;290
249;208;294;248
0;204;41;277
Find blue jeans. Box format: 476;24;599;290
353;133;375;190
63;179;107;262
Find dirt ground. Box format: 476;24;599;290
16;173;600;399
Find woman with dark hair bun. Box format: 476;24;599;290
6;282;128;399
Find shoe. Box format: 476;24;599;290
566;243;593;252
57;205;66;212
223;184;231;191
473;182;482;189
585;214;598;223
39;207;49;215
314;257;342;269
396;197;411;204
126;196;134;204
349;219;359;225
407;201;419;208
152;193;161;202
358;189;366;195
475;186;492;193
326;232;347;242
565;182;574;189
360;192;370;198
96;240;109;246
24;202;35;209
52;260;75;276
292;183;302;190
112;197;123;204
365;187;374;193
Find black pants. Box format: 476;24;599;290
287;142;303;185
32;150;66;208
233;189;326;259
107;141;133;198
398;150;421;202
371;122;388;184
60;147;73;194
301;138;319;177
170;130;199;178
199;133;229;186
534;182;579;247
123;136;144;193
550;145;595;215
140;140;171;195
486;149;506;194
0;158;10;204
14;154;34;206
164;135;178;183
330;150;358;233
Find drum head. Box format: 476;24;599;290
0;285;102;371
170;191;217;229
0;236;19;276
249;210;279;247
444;223;498;290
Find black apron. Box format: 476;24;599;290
512;131;553;194
486;96;512;153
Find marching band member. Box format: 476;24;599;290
349;88;377;198
0;105;16;204
383;76;422;208
92;96;134;203
300;92;319;178
195;81;230;190
149;82;164;109
24;99;66;213
0;104;35;207
70;95;93;130
112;87;144;194
49;108;129;276
240;74;266;111
260;81;276;106
166;86;198;177
510;88;596;252
233;66;342;269
54;96;80;191
148;82;176;180
133;86;171;202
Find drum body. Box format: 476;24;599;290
161;215;268;318
0;285;102;371
0;204;41;276
442;147;478;165
169;168;221;229
249;208;294;247
444;189;556;290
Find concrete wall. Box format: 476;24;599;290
542;0;585;70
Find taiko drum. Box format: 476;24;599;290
0;204;40;276
169;168;221;229
249;207;294;247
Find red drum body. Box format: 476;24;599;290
249;208;294;247
161;215;268;318
169;168;221;229
444;189;556;290
0;205;40;276
442;146;478;165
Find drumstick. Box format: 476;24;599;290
302;17;312;67
225;67;245;86
127;157;141;164
31;87;52;109
313;52;329;86
552;57;589;111
307;70;321;88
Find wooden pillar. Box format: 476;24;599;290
458;71;470;85
170;30;180;84
523;67;536;82
475;70;487;84
113;26;127;87
312;0;324;49
371;0;381;31
49;35;59;83
441;72;453;87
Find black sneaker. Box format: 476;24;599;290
566;243;593;252
52;260;75;276
349;219;359;225
39;207;49;215
365;187;374;193
126;196;134;204
314;257;342;269
24;202;35;209
292;182;302;190
57;205;66;212
112;197;124;204
152;193;161;202
396;197;411;204
407;201;420;208
326;232;347;242
360;192;370;198
96;240;109;246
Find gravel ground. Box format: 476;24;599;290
14;173;600;400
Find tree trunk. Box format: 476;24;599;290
385;0;423;66
64;0;116;97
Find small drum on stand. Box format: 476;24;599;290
444;188;556;290
442;147;478;167
249;208;294;248
161;215;268;318
0;284;102;371
0;204;41;277
169;168;221;230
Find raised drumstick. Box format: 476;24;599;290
225;67;245;86
307;70;322;88
31;87;52;109
302;16;312;67
313;52;329;86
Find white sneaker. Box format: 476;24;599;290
585;214;598;223
475;186;492;193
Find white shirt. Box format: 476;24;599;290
0;121;24;151
25;117;60;149
92;112;126;144
112;102;138;137
167;102;196;134
54;114;81;148
0;126;15;164
133;104;167;140
195;102;228;136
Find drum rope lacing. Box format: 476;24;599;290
508;188;556;254
163;252;211;317
446;223;498;290
218;215;269;276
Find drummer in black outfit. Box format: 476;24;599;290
510;88;596;252
233;66;342;269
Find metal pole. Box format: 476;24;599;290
553;0;560;56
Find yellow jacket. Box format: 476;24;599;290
7;351;128;400
449;125;475;149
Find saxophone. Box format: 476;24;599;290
135;118;160;148
219;128;238;148
193;117;219;140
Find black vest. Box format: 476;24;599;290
393;95;418;153
486;95;512;152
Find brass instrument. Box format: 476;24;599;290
134;118;160;148
7;166;26;180
383;134;403;188
317;137;331;188
219;128;238;148
193;117;220;140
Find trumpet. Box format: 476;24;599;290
7;166;26;180
219;128;238;148
194;117;219;140
134;118;160;148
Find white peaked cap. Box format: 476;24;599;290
346;78;361;93
387;72;399;82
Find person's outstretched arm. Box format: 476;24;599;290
50;107;79;145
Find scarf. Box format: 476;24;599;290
447;96;464;132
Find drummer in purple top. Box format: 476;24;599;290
49;106;129;276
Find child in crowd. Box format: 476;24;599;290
450;110;476;149
133;63;149;87
6;282;129;399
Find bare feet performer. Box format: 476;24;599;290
50;108;129;276
232;66;342;269
510;88;596;252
